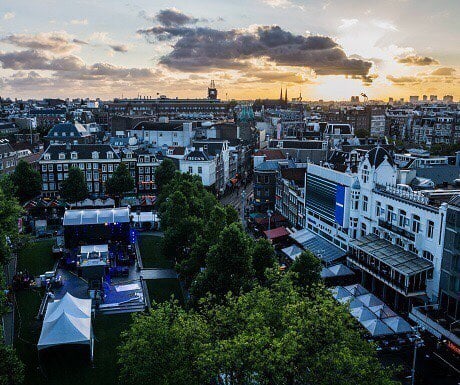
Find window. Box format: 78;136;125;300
398;210;406;228
92;151;99;159
63;164;68;171
71;152;78;160
58;173;63;181
86;172;92;181
108;164;113;172
57;164;62;172
102;164;107;172
42;165;47;172
107;152;114;159
412;215;421;233
48;164;53;171
422;250;434;262
102;175;107;182
188;166;193;173
139;167;144;174
59;153;65;160
362;196;368;212
376;201;381;217
427;220;434;238
386;205;394;223
198;166;202;174
362;165;369;183
44;154;51;160
87;163;92;170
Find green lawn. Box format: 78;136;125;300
17;238;55;276
138;235;173;268
146;279;184;305
14;240;135;385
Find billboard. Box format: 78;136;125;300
335;184;346;227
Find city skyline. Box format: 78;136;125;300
0;0;458;100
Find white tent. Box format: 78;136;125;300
356;293;384;308
38;293;93;359
361;319;394;337
350;307;377;322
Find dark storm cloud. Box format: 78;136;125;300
109;44;128;53
397;55;439;66
138;24;373;79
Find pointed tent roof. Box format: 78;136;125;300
343;284;369;297
38;293;92;351
356;293;384;308
331;286;352;301
350;307;378;322
361;319;394;337
368;304;397;319
382;316;413;334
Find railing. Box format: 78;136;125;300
378;219;415;241
374;184;431;206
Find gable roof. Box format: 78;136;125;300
41;144;119;160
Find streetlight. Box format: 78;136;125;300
410;326;423;385
241;190;246;228
267;209;273;232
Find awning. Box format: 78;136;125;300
264;227;289;240
281;244;303;261
290;229;346;264
361;319;394;337
350;234;433;276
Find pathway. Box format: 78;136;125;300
140;268;177;280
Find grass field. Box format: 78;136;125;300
137;235;173;269
14;240;134;385
17;238;56;276
146;279;183;305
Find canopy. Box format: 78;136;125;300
38;293;93;352
351;307;378;322
356;293;385;308
383;316;413;334
80;244;109;254
281;244;303;261
331;286;353;301
368;304;397;319
343;284;369;297
321;264;354;278
361;319;394;337
63;207;130;226
264;227;289;240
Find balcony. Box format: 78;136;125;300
378;219;415;241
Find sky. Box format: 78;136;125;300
0;0;458;101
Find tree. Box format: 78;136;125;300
60;167;88;203
289;250;322;289
251;238;277;283
119;276;397;385
155;158;176;193
0;343;24;385
11;160;42;203
118;301;210;385
191;223;255;301
105;163;134;198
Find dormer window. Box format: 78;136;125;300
362;165;369;183
62;132;66;137
92;151;99;159
107;151;114;159
70;132;74;137
54;132;58;136
58;152;65;160
44;153;51;160
71;152;78;160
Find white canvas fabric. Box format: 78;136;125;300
38;293;92;350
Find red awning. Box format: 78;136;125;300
263;227;289;240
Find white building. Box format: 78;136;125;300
129;120;194;148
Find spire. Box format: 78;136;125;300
284;88;288;103
280;87;283;101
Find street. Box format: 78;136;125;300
220;181;253;215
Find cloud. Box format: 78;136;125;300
72;39;88;45
138;24;373;81
386;75;420;84
109;44;128;53
338;18;358;30
431;67;456;76
3;12;15;20
140;8;199;27
372;20;398;31
262;0;294;8
70;19;88;25
0;50;85;71
0;32;80;54
397;55;439;66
